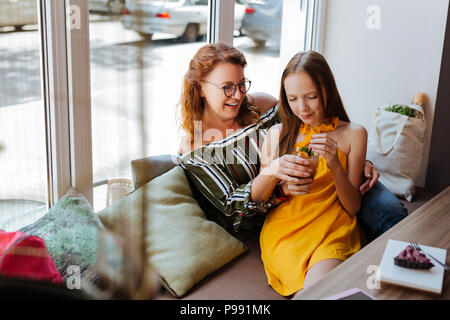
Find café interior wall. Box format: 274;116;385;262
321;0;449;188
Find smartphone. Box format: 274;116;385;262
322;288;376;300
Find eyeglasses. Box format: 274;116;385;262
203;79;252;98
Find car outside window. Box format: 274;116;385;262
246;0;279;9
192;0;208;5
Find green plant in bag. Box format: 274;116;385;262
384;104;417;118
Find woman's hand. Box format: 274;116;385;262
261;154;312;183
309;133;340;170
359;161;380;195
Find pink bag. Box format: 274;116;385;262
0;230;62;284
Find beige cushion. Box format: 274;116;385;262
130;154;178;189
97;166;247;297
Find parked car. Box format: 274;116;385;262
0;0;37;30
89;0;126;15
241;0;281;46
0;0;125;31
121;0;245;42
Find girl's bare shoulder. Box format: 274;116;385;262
338;120;367;136
336;121;367;154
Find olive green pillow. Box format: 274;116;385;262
97;166;247;297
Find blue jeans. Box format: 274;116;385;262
357;181;408;243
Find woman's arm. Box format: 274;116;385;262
309;125;367;216
248;92;278;115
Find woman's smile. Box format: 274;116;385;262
224;100;241;108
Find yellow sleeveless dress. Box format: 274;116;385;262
259;118;361;296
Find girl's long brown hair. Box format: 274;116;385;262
179;43;259;143
278;50;350;156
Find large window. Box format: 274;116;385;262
89;0;213;211
0;0;48;230
0;0;324;299
88;0;286;211
0;0;322;219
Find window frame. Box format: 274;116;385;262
305;0;327;52
66;0;93;205
40;0;93;206
39;0;72;206
208;0;234;45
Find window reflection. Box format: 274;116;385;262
0;0;47;230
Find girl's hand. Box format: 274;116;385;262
261;154;312;183
309;133;341;170
282;178;313;196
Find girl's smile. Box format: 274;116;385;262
300;113;315;120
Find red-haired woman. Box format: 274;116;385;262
178;42;277;155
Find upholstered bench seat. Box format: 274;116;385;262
131;155;435;300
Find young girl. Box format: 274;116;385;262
251;51;367;296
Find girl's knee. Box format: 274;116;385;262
304;259;342;288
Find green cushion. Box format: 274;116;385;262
20;188;105;288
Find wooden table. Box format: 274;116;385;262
295;186;450;300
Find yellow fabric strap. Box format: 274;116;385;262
294;117;340;152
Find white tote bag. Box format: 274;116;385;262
367;104;426;201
